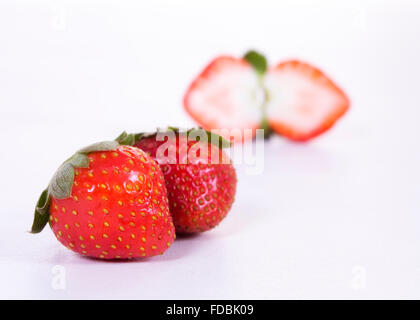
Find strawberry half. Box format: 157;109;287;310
183;55;263;142
264;60;350;141
31;136;175;259
184;51;349;142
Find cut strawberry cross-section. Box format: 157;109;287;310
183;51;350;143
264;60;350;141
183;56;263;142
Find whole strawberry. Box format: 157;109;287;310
31;138;175;259
124;128;237;233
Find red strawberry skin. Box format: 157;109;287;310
184;56;262;142
135;136;237;233
265;60;350;141
48;145;175;259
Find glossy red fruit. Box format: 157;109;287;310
32;141;175;259
134;131;237;233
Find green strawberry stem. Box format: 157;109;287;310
115;131;136;146
244;50;273;140
259;86;274;140
243;50;267;75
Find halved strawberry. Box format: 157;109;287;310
183;56;263;142
264;60;350;141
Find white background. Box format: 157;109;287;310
1;0;420;299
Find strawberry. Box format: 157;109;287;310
183;55;263;142
31;138;175;259
125;128;237;233
184;50;349;142
264;60;350;141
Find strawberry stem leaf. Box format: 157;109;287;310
201;130;232;149
167;127;231;149
130;127;232;150
77;141;119;154
49;162;75;199
115;131;128;142
115;131;136;146
244;50;267;75
30;188;51;233
69;153;89;168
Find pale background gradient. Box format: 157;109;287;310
0;0;419;299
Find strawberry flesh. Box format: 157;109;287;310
184;56;262;142
264;60;350;141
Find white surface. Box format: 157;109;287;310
1;0;420;299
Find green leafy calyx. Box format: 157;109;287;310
31;188;51;234
124;127;232;150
